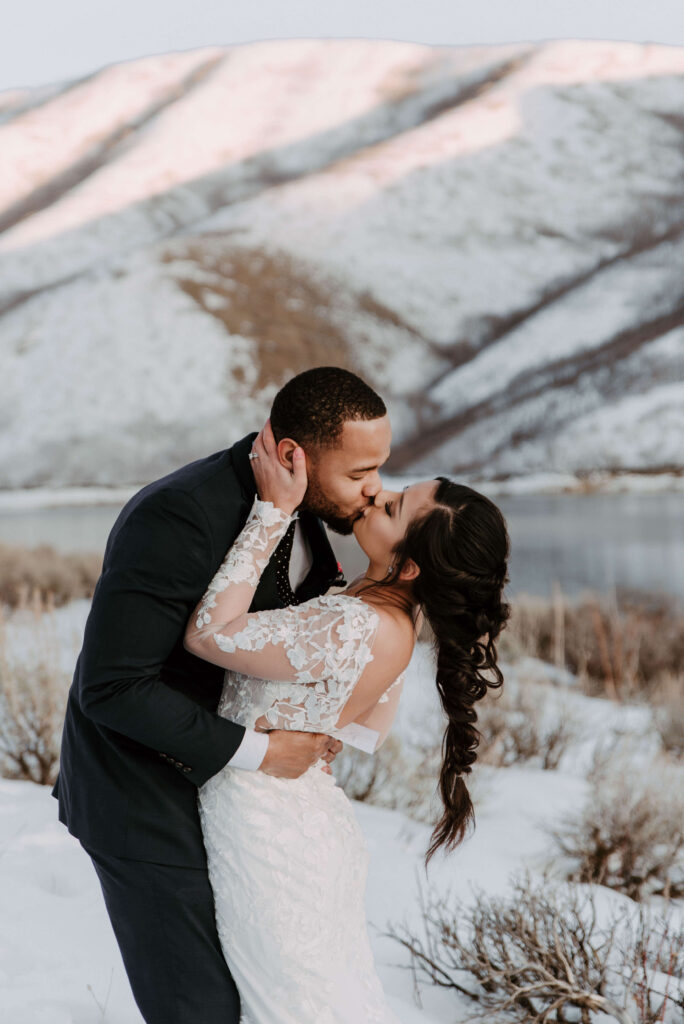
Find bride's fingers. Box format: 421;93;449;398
253;422;281;470
251;429;265;457
291;446;307;485
261;419;277;456
253;432;276;471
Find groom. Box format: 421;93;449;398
52;366;392;1024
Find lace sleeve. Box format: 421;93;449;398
185;594;381;736
189;496;294;632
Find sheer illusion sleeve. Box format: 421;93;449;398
184;497;406;743
347;673;405;749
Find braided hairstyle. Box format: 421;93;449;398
366;477;510;863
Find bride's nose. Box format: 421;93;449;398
372;488;400;507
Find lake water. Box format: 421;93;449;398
0;492;682;602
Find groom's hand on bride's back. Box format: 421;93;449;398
259;731;343;778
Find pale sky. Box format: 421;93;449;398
3;0;684;93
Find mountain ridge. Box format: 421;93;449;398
1;38;682;487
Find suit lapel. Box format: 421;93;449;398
252;513;340;611
295;511;345;602
251;562;285;612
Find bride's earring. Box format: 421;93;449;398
386;564;394;577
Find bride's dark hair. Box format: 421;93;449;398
364;477;510;864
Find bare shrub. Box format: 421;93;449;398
478;682;579;770
499;593;548;663
500;591;684;701
386;872;684;1023
333;734;404;803
651;673;684;759
0;596;70;784
550;754;684;901
336;683;580;820
0;542;101;608
333;734;441;823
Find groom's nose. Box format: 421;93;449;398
361;472;382;500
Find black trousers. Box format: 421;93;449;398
83;842;241;1024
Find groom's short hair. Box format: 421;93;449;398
270;367;386;449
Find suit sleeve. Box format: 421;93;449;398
75;487;246;787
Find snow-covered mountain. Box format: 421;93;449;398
1;39;683;488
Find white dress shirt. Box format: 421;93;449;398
226;520;313;770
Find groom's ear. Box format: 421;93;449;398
398;559;420;582
276;437;300;471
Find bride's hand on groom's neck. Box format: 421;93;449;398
251;419;308;516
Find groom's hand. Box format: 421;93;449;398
259;730;343;778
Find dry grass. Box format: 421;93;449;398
501;589;684;701
651;673;684;758
0;594;71;785
549;752;684;901
386;872;684;1024
0;542;101;608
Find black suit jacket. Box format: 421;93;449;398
52;433;341;867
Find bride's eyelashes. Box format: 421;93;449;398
384;500;393;516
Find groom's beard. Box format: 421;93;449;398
302;477;366;536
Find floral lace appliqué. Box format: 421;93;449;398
215;595;379;735
195;499;294;628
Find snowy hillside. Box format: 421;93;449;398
1;39;683;487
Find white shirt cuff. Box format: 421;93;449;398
226;728;269;771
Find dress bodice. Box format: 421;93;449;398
185;498;406;754
213;594;403;741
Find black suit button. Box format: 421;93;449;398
182;766;191;773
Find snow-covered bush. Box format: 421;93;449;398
386;872;684;1023
477;681;580;770
550;754;684;900
336;677;581;818
0;598;70;784
334;734;441;823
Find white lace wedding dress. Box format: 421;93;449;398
187;498;405;1024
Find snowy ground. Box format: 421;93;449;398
0;763;589;1023
1;602;682;1023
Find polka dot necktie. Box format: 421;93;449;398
272;519;299;606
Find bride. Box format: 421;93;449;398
184;423;510;1024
